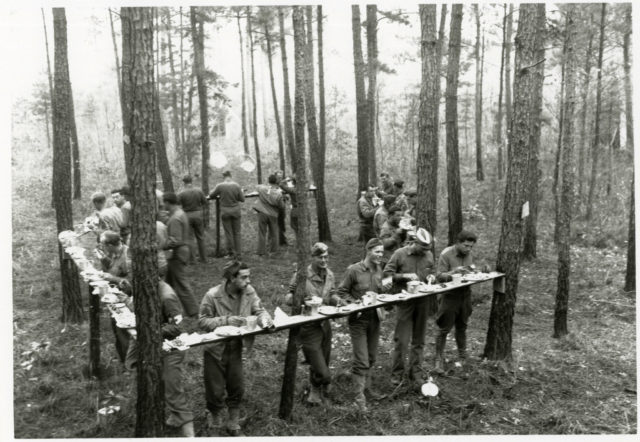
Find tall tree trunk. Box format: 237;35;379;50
625;178;635;292
352;5;369;194
279;6;311;420
317;5;327;179
504;3;513;179
190;7;211;213
606;98;614;196
416;5;439;236
554;5;579;338
109;8;123;106
237;11;250;156
154;97;174;192
553;39;566;244
52;8;84;325
577;18;594;206
300;6;331;242
121;7;164;436
165;9;182;159
366;5;378;184
495;4;507;180
474;5;484;181
445;5;464;246
69;84;81;199
120;8;134;179
483;4;546;360
586;3;606;221
246;7;263;183
265;21;285;173
42;8;55;206
522;5;547;260
245;11;254;139
623;4;633;152
179;8;186;155
278;7;297;174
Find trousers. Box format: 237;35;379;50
221;210;242;257
435;291;472;334
300;320;332;387
348;310;380;376
391;298;430;380
185;211;207;262
166;258;198;316
204;340;244;412
257;211;279;255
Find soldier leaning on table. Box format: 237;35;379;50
434;229;490;374
383;228;437;388
285;242;346;405
337;238;392;412
123;271;195;437
199;261;273;436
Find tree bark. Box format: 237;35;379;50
495;4;507;180
625;178;635;292
52;8;84;325
474;5;484;181
68;87;81;200
247;7;263;183
237;11;250;156
577;16;593;205
42;9;55;206
503;3;513;180
366;5;378;184
586;3;606;221
416;5;438;236
121;7;164;436
120;8;134;180
522;5;547;260
445;5;464;246
165;9;182;159
553;36;566;244
554;5;579;339
190;7;211;207
278;7;297;175
318;5;327;185
352;5;370;194
623;5;633;152
279;6;311;420
179;8;186;155
264;20;286;173
109;8;123;109
484;4;546;360
154;96;174;192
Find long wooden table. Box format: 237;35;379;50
167;272;506;349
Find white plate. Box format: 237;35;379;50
318;306;339;315
339;304;359;313
214;326;243;336
376;294;398;302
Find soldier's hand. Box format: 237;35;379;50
481;265;491;273
227;316;246;327
404;273;419;281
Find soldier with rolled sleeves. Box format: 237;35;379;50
337;238;392;412
434;229;490;373
199;261;273;436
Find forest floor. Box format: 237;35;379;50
12;159;636;437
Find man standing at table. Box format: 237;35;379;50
253;174;284;256
209;170;245;259
90;191;123;235
373;195;396;238
285;242;345;405
163;192;199;317
357;184;377;243
111;186;131;244
337;238;392;412
383;228;436;387
178;175;208;264
434;229;489;373
377;172;394;198
279;173;299;234
275;170;288;246
199;261;273;436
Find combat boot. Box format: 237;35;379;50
306;384;323;405
226;408;244;437
352;374;368;412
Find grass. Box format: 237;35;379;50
11;107;636;436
